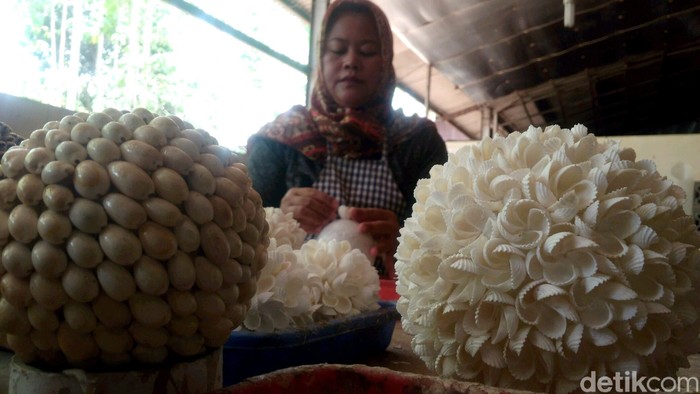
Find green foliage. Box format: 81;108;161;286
19;0;181;114
8;0;315;150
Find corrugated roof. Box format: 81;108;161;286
289;0;700;139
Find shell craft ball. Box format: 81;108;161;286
394;124;700;393
243;208;380;333
0;108;269;369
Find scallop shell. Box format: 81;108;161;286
673;271;693;294
243;310;261;331
575;251;598;278
515;283;545;326
431;179;450;197
413;182;432;205
587;327;618;346
568;133;598;162
608;168;645;192
480;342;507;369
536;307;567;339
506;349;536;380
548;196;579;224
462;304;486;335
497;202;550;250
447;165;472;189
413;342;435;357
673;301;698;326
529;329;556;352
543;232;597;257
609;158;635;172
438;341;460;359
522;140;548;168
591;232;628;258
552;146;572;168
496;306;519;343
629;225;658;248
463;334;487;357
613;302;639;322
618;244;645;275
334;296;352;315
524;250;544;281
579;299;614;329
447;254;478;273
553;164;584;195
545;297;579;322
426;189;448;208
559;350;590;381
446;282;481;305
652;177;675;196
622;326;656;356
628;275;663;301
446;182;470;205
478;269;513;293
534;283;567;300
600;210;642;240
420;205;447;233
648;317;672;343
581;199;599;226
579;274;610;294
593;281;637;301
445;205;490;244
505;326;530;356
490;174;521;199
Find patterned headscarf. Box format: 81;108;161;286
252;0;400;160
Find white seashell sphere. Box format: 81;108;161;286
263;207;306;249
241;209;381;332
298;239;380;320
395;124;700;393
317;218;373;261
242;241;314;332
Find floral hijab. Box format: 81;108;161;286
251;0;425;160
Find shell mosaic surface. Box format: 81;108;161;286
394;124;700;393
0;108;269;369
243;208;380;332
262;207;306;250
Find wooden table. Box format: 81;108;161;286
360;320;700;394
361;321;437;376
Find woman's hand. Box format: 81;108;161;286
280;188;339;234
347;207;400;277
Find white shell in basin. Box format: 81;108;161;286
317;219;373;260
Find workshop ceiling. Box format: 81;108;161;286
293;0;700;140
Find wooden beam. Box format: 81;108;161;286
441;103;482;121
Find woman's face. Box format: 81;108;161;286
322;12;383;109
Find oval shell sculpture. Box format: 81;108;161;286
0;108;269;370
395;124;700;393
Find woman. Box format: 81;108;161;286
247;0;448;277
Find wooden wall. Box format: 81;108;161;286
0;93;73;138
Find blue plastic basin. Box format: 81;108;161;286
223;301;400;387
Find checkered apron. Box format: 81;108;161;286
313;142;406;276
